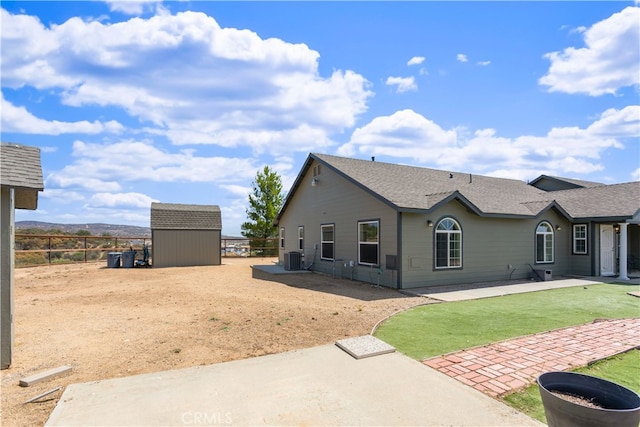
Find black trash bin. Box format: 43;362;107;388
538;371;640;427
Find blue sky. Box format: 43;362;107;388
2;1;639;236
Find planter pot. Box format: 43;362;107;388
538;371;640;427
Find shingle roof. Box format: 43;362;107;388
529;174;604;191
278;153;639;221
0;143;44;190
151;203;222;230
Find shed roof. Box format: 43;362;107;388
151;203;222;230
277;153;640;222
0;143;44;210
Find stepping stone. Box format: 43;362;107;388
335;335;395;359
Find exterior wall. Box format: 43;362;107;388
278;159;399;286
566;222;593;276
400;201;573;288
629;225;640;271
152;229;221;268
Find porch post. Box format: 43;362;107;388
618;223;629;281
1;188;15;369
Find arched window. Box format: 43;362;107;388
435;218;462;268
536;221;554;263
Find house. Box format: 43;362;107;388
1;143;44;369
274;153;639;289
150;202;222;268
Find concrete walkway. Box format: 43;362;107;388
46;344;541;426
403;277;634;302
423;318;640;397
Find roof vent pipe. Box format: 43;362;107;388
469;173;472;184
371;156;375;162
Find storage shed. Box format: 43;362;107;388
150;203;222;268
1;143;44;369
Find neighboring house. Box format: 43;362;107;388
275;153;639;289
1;143;44;369
150;203;222;268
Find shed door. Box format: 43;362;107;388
600;225;615;276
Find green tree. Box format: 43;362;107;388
241;166;285;255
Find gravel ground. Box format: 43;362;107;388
1;257;425;426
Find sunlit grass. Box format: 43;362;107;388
374;283;640;360
503;349;640;423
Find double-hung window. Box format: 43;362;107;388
536;221;554;263
435;218;462;268
298;226;304;251
279;228;285;249
358;220;379;265
321;224;334;260
573;224;587;254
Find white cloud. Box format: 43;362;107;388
407;56;425;66
40;188;85;202
47;140;258;191
1;92;124;135
631;168;640;181
1;9;372;155
539;6;640;96
85;192;159;208
477;60;491;66
105;0;163;16
385;76;417;93
456;54;468;63
337;106;636;181
337;109;457;159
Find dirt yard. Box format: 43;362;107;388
1;257;425;426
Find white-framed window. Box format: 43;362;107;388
298;226;304;251
321;224;334;260
358;220;379;265
435;218;462;269
279;227;285;249
536;221;554;263
573;224;587;254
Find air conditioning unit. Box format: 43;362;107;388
284;251;302;271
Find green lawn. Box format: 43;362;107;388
503;349;640;423
374;283;640;360
374;282;640;424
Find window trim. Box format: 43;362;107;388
298;226;304;251
320;223;334;260
434;217;462;269
535;221;554;263
279;227;285;249
572;224;588;255
358;219;379;266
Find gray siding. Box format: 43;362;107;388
400;202;573;288
278;159;398;285
152;229;221;268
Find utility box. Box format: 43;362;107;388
535;269;552;281
284;251;302;271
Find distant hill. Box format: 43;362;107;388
16;221;151;237
15;221;242;239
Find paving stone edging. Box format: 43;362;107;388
422;318;640;397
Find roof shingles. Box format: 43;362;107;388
0;143;44;190
310;153;640;220
151;203;222;230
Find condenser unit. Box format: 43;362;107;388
284;251;302;271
